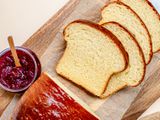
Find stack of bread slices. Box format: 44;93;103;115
56;0;160;98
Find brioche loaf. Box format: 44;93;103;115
11;72;99;119
101;22;145;98
119;0;160;53
56;20;128;97
100;1;152;64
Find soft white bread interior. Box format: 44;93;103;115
56;20;128;97
101;22;146;98
119;0;160;53
100;1;152;64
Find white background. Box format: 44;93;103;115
0;0;159;51
0;0;68;51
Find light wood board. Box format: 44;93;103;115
0;0;160;120
122;53;160;120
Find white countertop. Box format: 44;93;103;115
0;0;69;51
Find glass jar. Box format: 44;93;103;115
0;47;41;92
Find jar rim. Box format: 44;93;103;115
0;47;38;92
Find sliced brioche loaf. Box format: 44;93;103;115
101;22;145;98
100;1;152;64
56;20;128;96
119;0;160;52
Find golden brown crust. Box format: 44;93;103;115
57;19;129;97
100;22;146;98
146;0;160;53
11;72;99;119
119;0;160;53
104;22;146;86
64;19;129;69
101;1;153;64
100;84;127;99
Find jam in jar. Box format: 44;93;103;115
0;47;41;92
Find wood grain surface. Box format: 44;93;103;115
139;112;160;120
122;63;160;120
22;0;80;58
0;0;80;116
0;0;160;120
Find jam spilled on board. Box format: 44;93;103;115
12;73;98;120
0;47;41;92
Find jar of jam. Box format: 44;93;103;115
0;47;41;92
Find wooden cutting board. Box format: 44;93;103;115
0;0;160;120
122;65;160;120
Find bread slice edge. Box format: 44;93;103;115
119;0;160;53
100;22;146;98
56;20;129;97
99;1;153;64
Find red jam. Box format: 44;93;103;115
13;73;98;120
0;47;41;92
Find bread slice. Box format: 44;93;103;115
56;20;128;97
101;22;146;98
119;0;160;53
100;1;152;64
11;72;99;119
